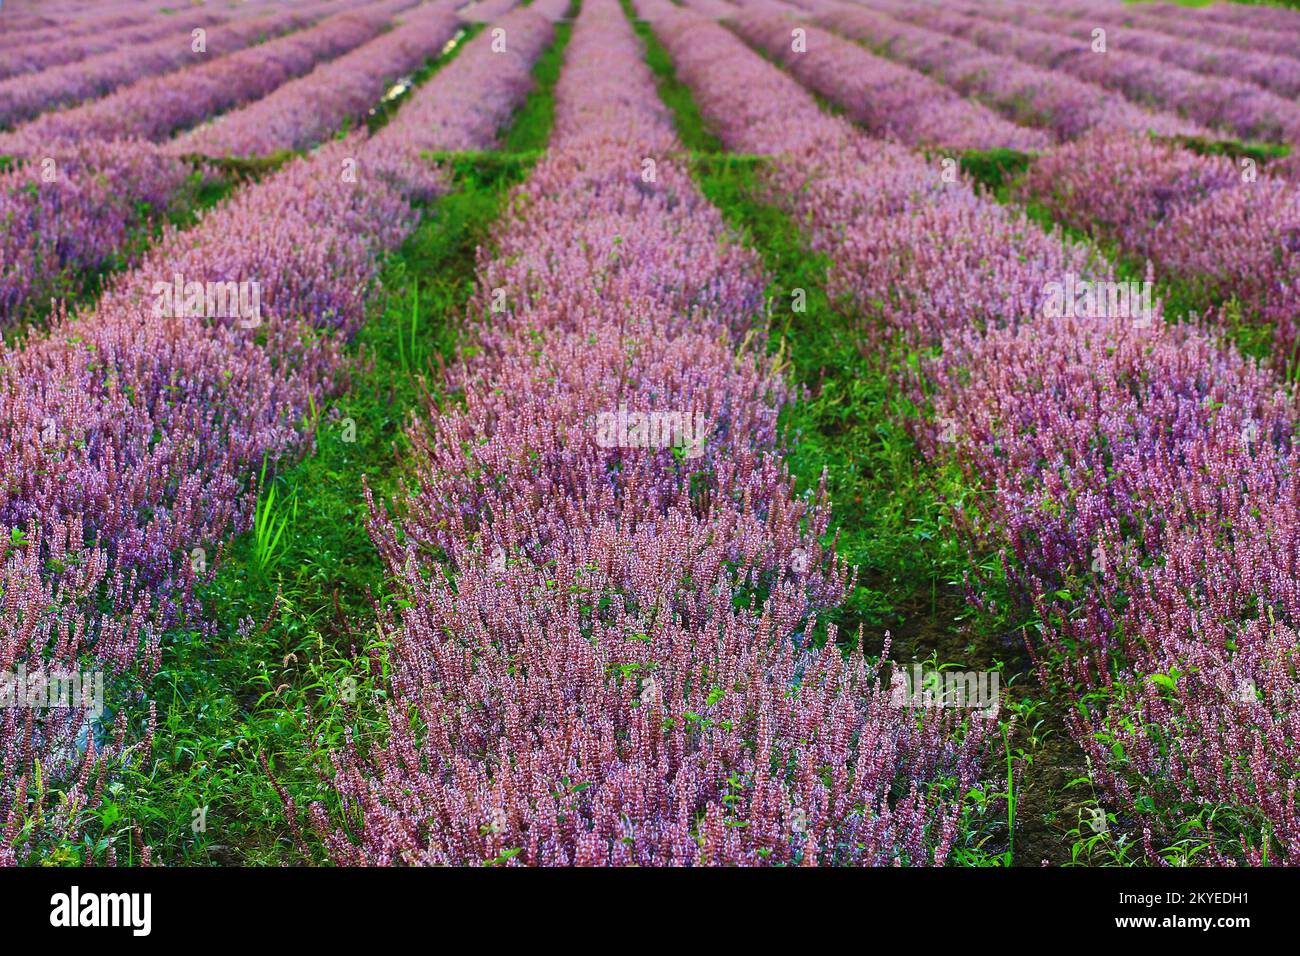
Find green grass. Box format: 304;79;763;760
1157;134;1290;165
179;152;296;180
953;148;1034;192
250;457;298;576
41;16;577;867
422;148;544;183
502;19;574;155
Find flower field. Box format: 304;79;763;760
1;0;1299;883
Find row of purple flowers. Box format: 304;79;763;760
777;0;1203;143
173;2;466;159
963;0;1300;99
1;0;417;145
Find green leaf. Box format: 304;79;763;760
1148;673;1179;693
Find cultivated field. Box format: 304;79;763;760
1;0;1298;879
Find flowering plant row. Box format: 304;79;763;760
727;8;1049;152
970;0;1300;99
1127;4;1300;60
0;0;160;50
0;3;255;82
0;0;461;329
174;2;466;159
1021;130;1300;364
0;140;193;328
1197;0;1300;34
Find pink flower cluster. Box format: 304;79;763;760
725;8;1049;151
305;0;986;867
647;0;1300;865
174;2;465;159
866;0;1300;144
5;0;416;146
0;1;342;130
